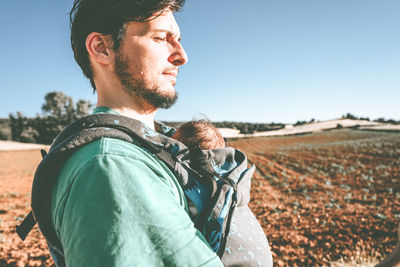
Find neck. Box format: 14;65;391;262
96;100;157;130
109;106;157;130
96;85;158;130
93;67;159;130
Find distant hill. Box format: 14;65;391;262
220;118;400;138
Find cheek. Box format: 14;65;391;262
136;52;161;72
123;55;151;78
122;43;168;79
142;45;168;66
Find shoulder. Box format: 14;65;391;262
61;137;171;178
51;137;185;224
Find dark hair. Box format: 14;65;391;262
172;120;226;150
69;0;185;91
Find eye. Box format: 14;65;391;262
153;36;167;42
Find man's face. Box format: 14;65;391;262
113;10;188;109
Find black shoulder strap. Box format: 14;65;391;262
16;211;35;241
16;149;48;241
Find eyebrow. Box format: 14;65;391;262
152;28;181;39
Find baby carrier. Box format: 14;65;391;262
16;113;272;266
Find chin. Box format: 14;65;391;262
161;89;177;100
158;83;176;95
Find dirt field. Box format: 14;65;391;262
0;150;53;266
0;129;399;266
229;129;400;266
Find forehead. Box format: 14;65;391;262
126;10;180;36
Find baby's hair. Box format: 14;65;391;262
172;119;225;150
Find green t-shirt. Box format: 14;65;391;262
51;107;223;267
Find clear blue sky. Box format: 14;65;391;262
0;0;399;123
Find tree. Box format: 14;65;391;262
0;119;11;140
9;92;93;144
42;91;75;122
295;120;307;126
20;126;39;143
343;113;357;120
75;99;93;119
9;112;28;142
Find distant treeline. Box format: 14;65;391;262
293;113;400;126
1;93;399;144
0;91;284;144
0;92;92;144
341;113;400;124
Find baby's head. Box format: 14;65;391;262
172;120;225;150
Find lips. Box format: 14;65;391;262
162;69;178;77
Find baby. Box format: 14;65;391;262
171;120;273;267
171;119;226;150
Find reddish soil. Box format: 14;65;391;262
229;129;400;266
0;150;53;266
0;129;399;266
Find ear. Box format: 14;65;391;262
86;32;114;65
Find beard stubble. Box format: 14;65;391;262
114;52;178;110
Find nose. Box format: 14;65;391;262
168;41;188;66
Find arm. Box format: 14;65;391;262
52;152;223;266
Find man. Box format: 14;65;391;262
51;0;224;266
